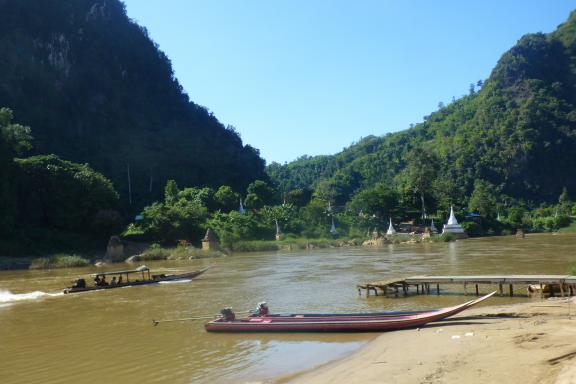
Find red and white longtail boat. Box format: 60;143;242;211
204;291;496;332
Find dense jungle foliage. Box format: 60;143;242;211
0;108;120;255
268;11;576;223
3;4;576;255
0;0;267;212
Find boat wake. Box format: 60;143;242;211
0;289;63;305
159;279;192;284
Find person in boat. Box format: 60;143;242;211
100;276;108;286
94;275;102;286
110;276;118;286
117;275;123;285
220;308;236;321
72;278;86;289
254;302;269;316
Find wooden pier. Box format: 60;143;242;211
357;275;576;298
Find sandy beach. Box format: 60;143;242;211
281;297;576;384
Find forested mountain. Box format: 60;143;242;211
0;0;266;210
268;11;576;214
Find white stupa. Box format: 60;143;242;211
239;198;246;214
386;217;396;235
430;218;438;233
442;206;465;234
275;219;284;240
330;217;337;235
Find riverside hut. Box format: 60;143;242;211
202;228;219;250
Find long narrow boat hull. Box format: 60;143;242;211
205;291;495;332
63;267;210;294
250;308;437;321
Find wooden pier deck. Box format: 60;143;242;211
357;275;576;298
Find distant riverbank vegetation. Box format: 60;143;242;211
129;243;226;261
29;254;90;270
0;98;573;262
121;176;574;251
3;11;576;261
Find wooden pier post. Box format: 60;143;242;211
359;275;576;300
540;283;544;299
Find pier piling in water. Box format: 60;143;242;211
357;275;576;298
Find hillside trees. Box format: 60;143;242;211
0;0;267;211
267;11;576;214
16;155;120;234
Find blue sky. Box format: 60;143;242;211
122;1;575;164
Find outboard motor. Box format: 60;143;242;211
255;302;269;316
220;308;236;321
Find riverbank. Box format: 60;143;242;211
281;297;576;384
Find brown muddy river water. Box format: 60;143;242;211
1;233;576;383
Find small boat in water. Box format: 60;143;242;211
63;265;210;294
205;291;496;332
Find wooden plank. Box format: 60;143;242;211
358;275;576;298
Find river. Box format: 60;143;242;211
1;233;575;383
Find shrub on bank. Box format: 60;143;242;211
430;232;459;242
133;244;226;261
29;254;90;269
229;237;360;252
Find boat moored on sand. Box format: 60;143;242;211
205;291;496;332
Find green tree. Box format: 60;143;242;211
0;108;32;155
261;204;295;229
214;186;239;212
284;188;312;207
16;155;119;233
399;147;439;218
208;211;272;247
348;183;399;224
559;187;570;204
164;180;179;204
0;107;31;236
178;187;215;210
468;179;498;218
245;180;278;209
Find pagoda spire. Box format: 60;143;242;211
447;206;459;225
386;217;396;235
430;218;438;233
330;217;337;235
442;205;466;236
